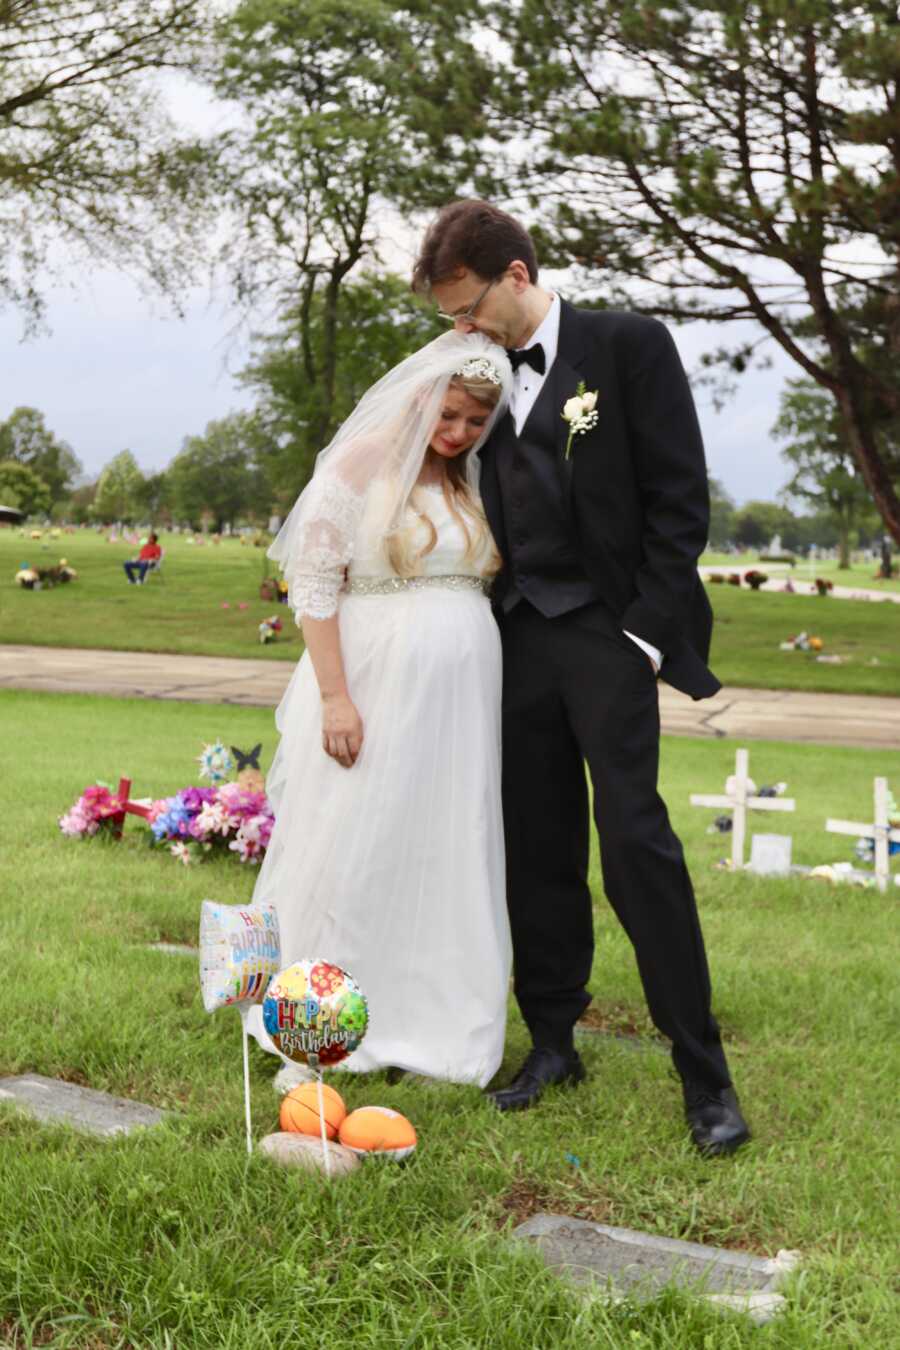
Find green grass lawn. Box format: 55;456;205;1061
2;690;898;1347
2;529;898;695
705;586;898;696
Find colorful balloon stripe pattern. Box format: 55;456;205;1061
263;959;369;1069
199;900;281;1012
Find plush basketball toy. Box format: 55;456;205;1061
280;1082;347;1140
338;1107;417;1159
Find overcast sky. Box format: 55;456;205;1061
1;71;798;507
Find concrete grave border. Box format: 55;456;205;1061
0;1073;167;1138
513;1213;801;1325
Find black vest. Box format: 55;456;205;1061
491;380;599;617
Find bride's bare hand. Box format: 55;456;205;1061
321;693;364;768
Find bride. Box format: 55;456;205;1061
247;331;514;1088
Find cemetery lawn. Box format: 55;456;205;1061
1;528;304;662
3;529;898;698
706;586;898;696
2;690;898;1348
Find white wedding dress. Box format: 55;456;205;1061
247;480;510;1087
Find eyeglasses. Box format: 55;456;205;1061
436;278;498;324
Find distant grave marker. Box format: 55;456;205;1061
0;1074;166;1138
690;749;796;869
513;1214;800;1325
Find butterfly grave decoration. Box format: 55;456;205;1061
232;743;264;792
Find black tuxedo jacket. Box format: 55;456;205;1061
479;301;721;700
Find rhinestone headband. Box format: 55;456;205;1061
454;356;502;386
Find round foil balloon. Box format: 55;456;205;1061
199;900;281;1013
262;959;368;1069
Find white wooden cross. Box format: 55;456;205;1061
826;778;900;893
690;748;796;869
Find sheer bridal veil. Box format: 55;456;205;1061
267;331;513;620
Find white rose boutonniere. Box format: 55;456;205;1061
561;381;599;459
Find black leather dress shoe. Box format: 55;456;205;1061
487;1047;586;1112
683;1083;751;1156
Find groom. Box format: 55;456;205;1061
413;201;749;1155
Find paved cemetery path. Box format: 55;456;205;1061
3;643;898;749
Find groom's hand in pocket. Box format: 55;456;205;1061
322;692;364;768
622;629;662;676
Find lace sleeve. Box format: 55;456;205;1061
285;473;365;622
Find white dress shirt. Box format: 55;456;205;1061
509;292;562;436
508;294;663;672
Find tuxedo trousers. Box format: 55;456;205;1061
498;600;731;1090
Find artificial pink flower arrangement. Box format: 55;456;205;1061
58;784;127;838
59;742;275;866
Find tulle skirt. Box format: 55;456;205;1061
247;587;510;1087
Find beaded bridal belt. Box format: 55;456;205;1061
345;574;490;596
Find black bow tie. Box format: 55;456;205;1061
506;343;546;375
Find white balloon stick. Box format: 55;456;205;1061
239;1005;253;1156
316;1072;332;1178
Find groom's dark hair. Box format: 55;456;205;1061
412;200;539;292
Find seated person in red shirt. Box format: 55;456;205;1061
123;533;162;585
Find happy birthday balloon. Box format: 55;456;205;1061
262;959;368;1069
199;900;281;1013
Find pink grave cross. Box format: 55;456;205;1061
109;777;152;840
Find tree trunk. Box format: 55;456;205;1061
836;394;900;549
838;523;850;570
299;274;317;385
804;275;900;547
314;252;361;453
316;270;342;451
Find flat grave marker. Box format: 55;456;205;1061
513;1214;800;1325
0;1074;166;1138
573;1024;667;1056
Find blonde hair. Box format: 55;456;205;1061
386;373;503;578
